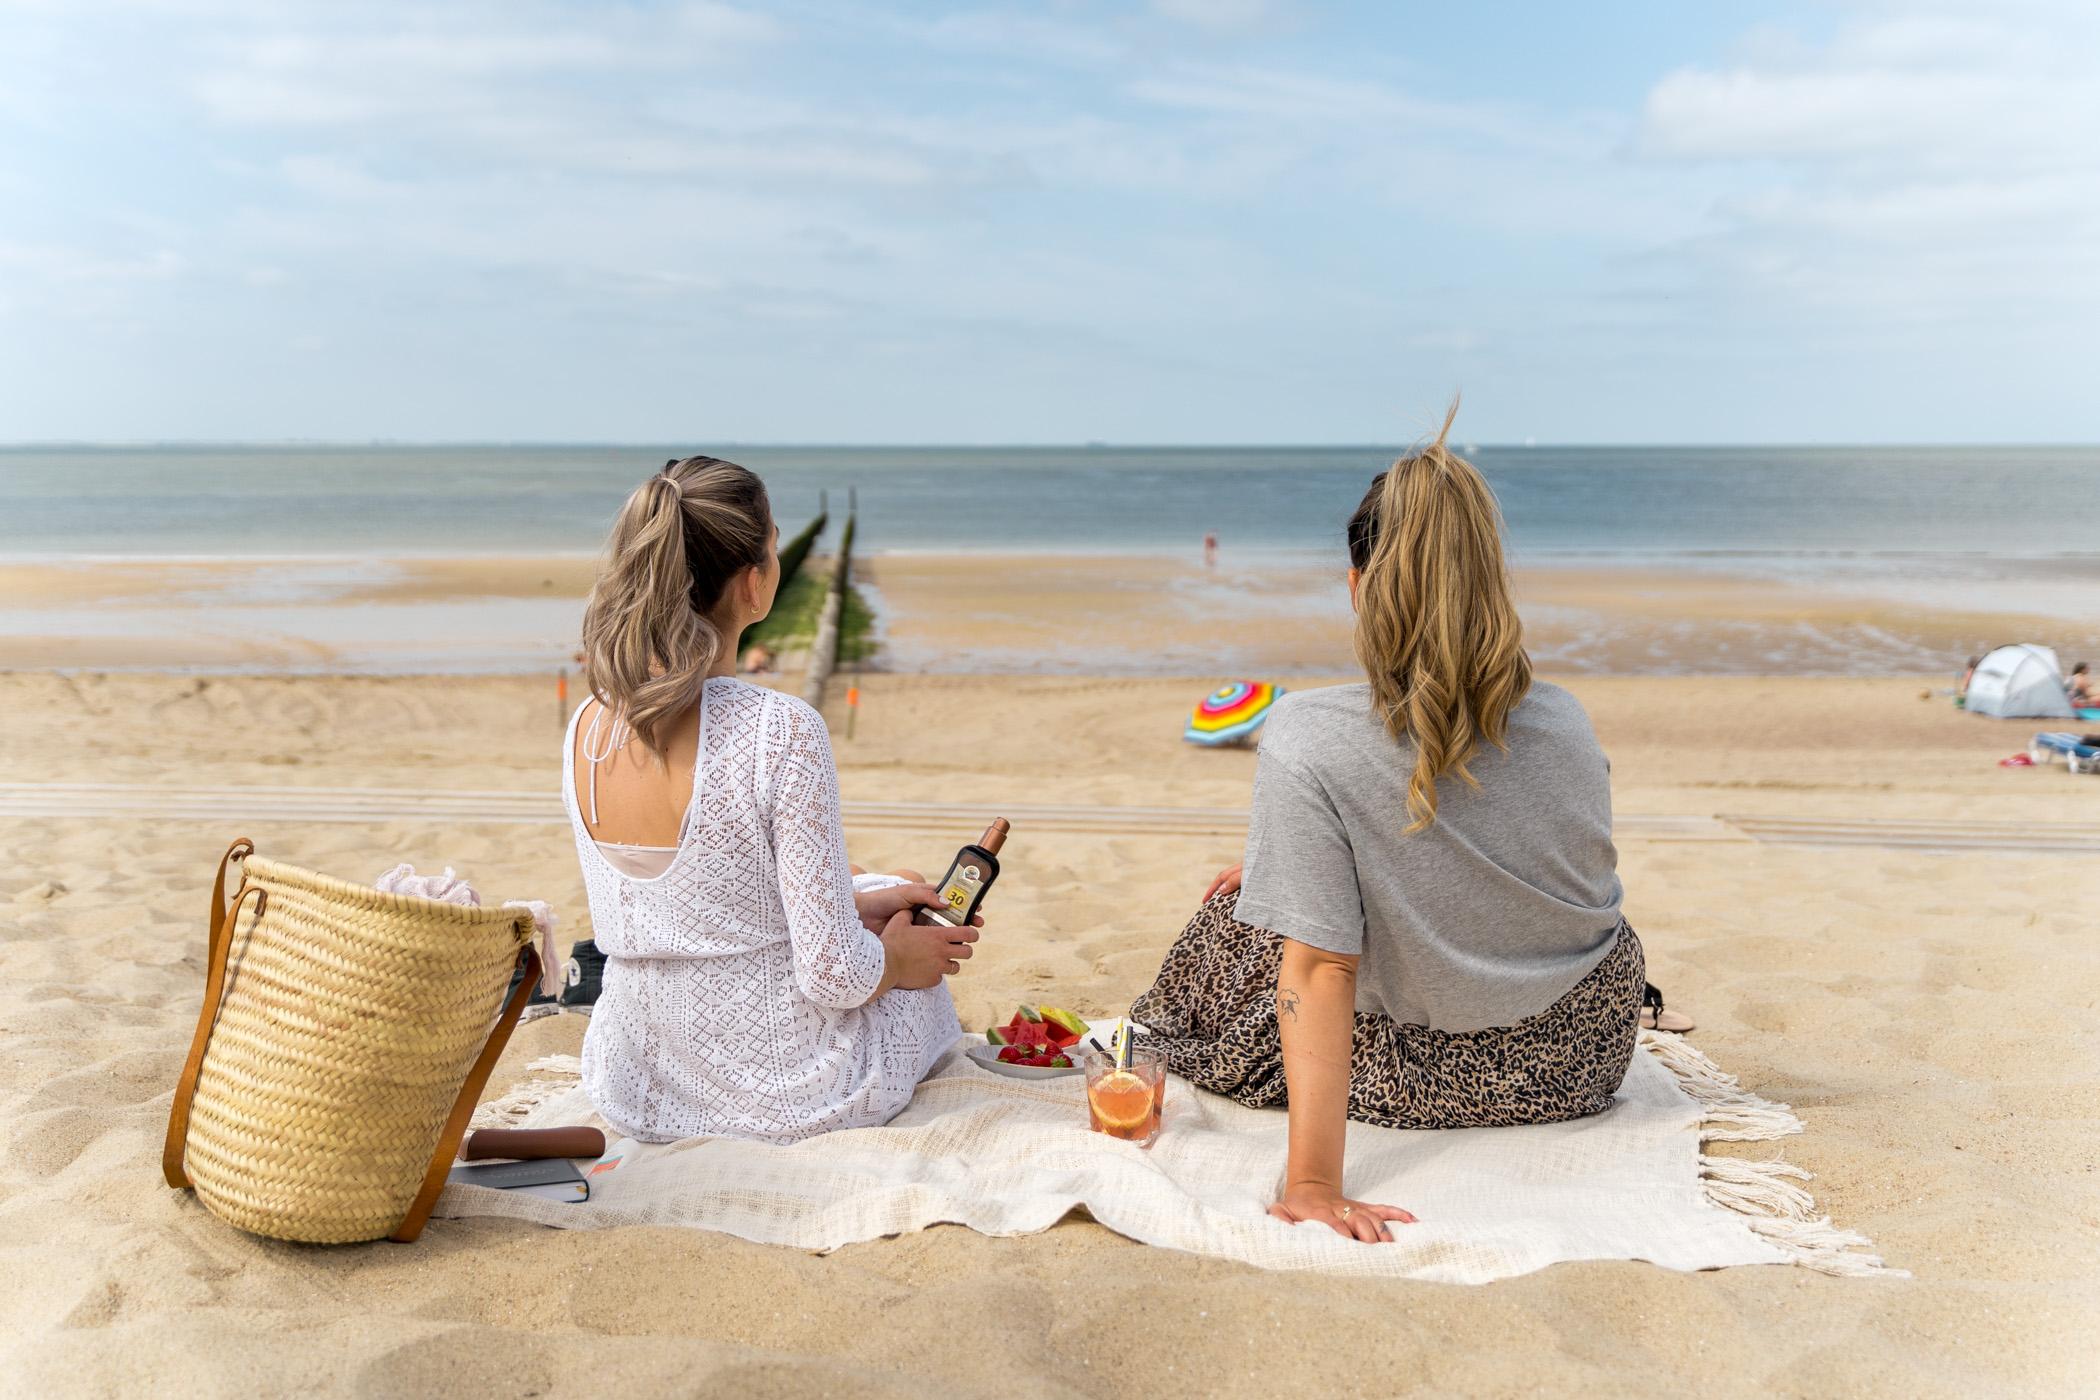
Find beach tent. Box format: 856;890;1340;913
1965;644;2075;719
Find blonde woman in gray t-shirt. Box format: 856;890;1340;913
1133;405;1647;1244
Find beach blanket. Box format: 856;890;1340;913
435;1032;1895;1283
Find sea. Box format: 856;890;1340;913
3;444;2096;674
2;443;2096;567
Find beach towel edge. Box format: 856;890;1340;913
1639;1030;1904;1279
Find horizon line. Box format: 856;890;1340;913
5;439;2099;452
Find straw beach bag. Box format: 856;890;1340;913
163;838;541;1244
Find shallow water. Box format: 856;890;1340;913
4;444;2095;675
5;442;2097;565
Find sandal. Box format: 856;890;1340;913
1640;982;1695;1033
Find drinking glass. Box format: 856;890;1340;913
1081;1047;1165;1148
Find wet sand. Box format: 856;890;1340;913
4;552;2095;676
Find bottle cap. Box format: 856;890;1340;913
979;817;1010;855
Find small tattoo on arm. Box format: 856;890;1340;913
1277;986;1300;1021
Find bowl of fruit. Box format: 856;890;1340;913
967;1004;1093;1079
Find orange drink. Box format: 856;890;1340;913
1082;1047;1165;1147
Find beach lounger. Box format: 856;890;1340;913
2028;732;2100;774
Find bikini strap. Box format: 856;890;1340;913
578;698;628;830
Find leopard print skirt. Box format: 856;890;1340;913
1131;893;1644;1130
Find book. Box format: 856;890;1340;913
446;1156;590;1203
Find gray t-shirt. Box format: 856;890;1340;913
1233;681;1622;1034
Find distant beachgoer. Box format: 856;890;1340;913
1132;404;1655;1243
742;642;775;675
2070;662;2095;706
1203;531;1218;567
1959;655;1982;697
565;456;975;1144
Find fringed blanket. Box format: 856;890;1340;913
437;1031;1897;1283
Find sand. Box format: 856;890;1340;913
1;667;2095;1397
864;553;2100;678
8;552;2100;677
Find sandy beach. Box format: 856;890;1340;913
12;0;2098;1386
7;551;2098;678
1;665;2094;1397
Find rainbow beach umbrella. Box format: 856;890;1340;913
1184;681;1284;747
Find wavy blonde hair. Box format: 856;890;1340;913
1346;401;1531;831
580;456;771;759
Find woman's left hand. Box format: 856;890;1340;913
854;882;983;936
1268;1181;1415;1243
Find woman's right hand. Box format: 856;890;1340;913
1203;863;1244;902
879;908;978;991
1269;1181;1416;1243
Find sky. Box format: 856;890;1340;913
1;0;2095;444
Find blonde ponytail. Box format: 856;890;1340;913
581;456;771;759
1346;400;1531;831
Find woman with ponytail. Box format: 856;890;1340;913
563;457;972;1144
1133;406;1640;1242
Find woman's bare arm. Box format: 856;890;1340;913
1269;937;1416;1242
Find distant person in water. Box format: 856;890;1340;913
2069;662;2095;706
1204;531;1218;568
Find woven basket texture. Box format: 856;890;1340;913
181;856;534;1243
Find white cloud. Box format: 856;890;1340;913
1634;3;2100;322
1151;0;1278;34
906;10;1126;66
0;243;184;282
3;0;2096;439
1130;62;1607;160
189;3;779;128
0;242;187;324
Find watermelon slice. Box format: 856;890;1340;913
995;1010;1053;1047
988;1004;1084;1063
991;1005;1082;1049
1039;1005;1088;1043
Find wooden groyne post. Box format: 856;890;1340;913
801;510;856;709
774;508;830;592
740;507;828;669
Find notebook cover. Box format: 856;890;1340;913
447;1157;590;1201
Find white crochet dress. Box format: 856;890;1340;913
563;677;960;1144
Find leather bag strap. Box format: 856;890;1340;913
163;837;259;1191
389;942;542;1243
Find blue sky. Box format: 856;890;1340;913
1;0;2094;443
